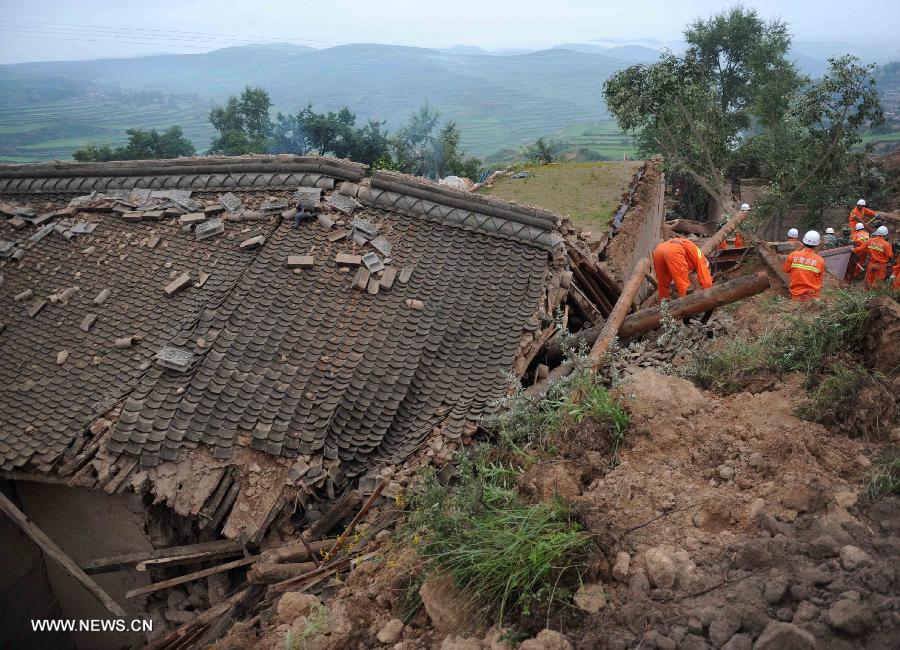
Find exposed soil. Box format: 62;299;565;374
214;287;899;650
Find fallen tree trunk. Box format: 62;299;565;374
260;537;338;565
669;219;715;237
247;561;318;585
544;272;771;366
587;258;650;371
700;209;750;256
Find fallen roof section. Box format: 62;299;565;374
0;155;576;540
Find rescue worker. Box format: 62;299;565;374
787;227;799;244
652;237;714;300
851;222;870;243
850;222;870;281
853;225;893;289
782;230;826;301
823;227;836;247
849;199;877;231
734;230;745;248
892;255;900;292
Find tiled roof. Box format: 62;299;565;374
0;156;558;486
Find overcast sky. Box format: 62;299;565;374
0;0;897;64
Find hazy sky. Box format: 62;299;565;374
0;0;897;63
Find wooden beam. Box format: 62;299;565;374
586;257;650;371
544;272;772;365
260;537;339;565
125;555;258;600
700;209;750;256
0;490;126;617
81;539;244;575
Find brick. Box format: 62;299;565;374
164;273;192;296
352;267;371;290
398;266;415;284
147;235;161;249
14;288;33;302
367;278;380;295
405;298;424;311
27;299;46;318
93;288;111;304
10;217;27;230
286;255;315;269
204;204;225;216
381;267;398;290
121;211;143;222
143;210;165;221
239;235;265;249
327;229;348;242
179;213;206;226
335;253;362;266
80;313;98;332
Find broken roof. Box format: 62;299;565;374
0;156;567;502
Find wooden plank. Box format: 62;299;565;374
81;539;244;575
125;555;258;600
587;258;650;371
0;490;126;617
700;208;750;256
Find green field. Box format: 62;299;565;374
478;161;642;231
551;120;638;160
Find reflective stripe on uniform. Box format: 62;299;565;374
870;244;885;252
790;263;821;273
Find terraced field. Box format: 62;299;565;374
0;92;213;161
552;120;638;160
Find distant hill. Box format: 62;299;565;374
0;43;630;161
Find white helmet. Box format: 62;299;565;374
803;230;821;246
857;199;866;206
787;228;799;238
855;222;866;230
877;225;888;236
740;203;751;211
825;227;835;234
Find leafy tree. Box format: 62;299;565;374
271;111;310;154
521;137;562;164
603;6;883;229
73;126;195;161
392;103;481;178
208;86;272;155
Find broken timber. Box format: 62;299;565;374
125;555;259;600
81;539;244;574
587;257;650;371
700;209;750;256
544;272;772;367
0;490;126;617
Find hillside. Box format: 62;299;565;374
0;43;628;162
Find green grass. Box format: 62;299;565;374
285;604;330;650
681;338;774;394
864;455;900;501
551;120;639;160
407;455;592;622
478;161;641;231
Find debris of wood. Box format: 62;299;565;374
668;219;715;237
699;209;750;256
247;561;317;585
586;257;650;371
125;555;259;600
545;272;771;365
0;490;126;617
82;539;245;575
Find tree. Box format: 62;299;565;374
603;5;882;228
208;87;273;155
392;103;481;179
73;126;195;161
521;138;562;164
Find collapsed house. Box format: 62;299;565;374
0;155;670;648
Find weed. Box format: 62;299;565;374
406;456;591;623
767;289;870;378
864;455;900;501
795;363;869;424
286;604;330;649
682;338;773;393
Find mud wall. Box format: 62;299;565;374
0;482;74;650
604;163;665;301
15;483;157;650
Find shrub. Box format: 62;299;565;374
682;338;773;393
864;455;900;501
407;456;591;622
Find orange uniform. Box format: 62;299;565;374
652;238;714;300
718;239;728;251
849;206;876;231
734;231;745;248
850;230;870;280
782;246;826;300
854;236;894;288
893;260;900;291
